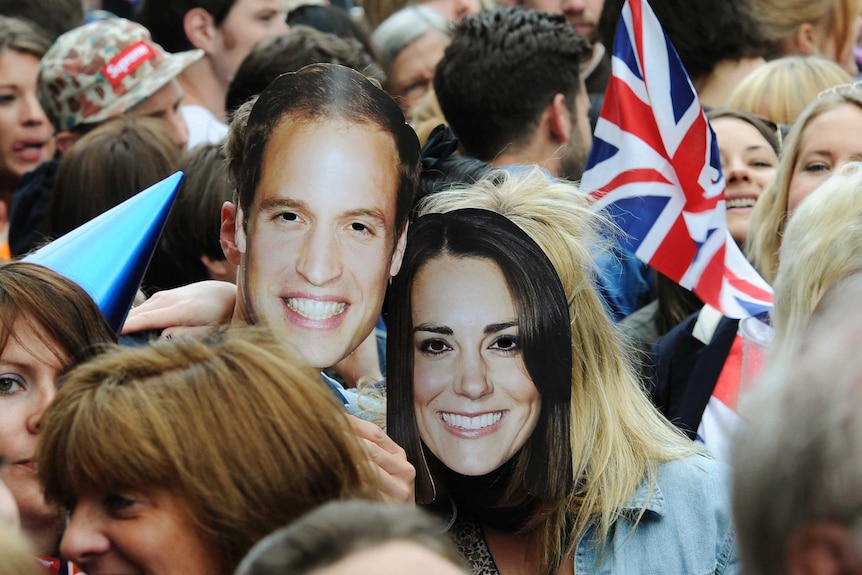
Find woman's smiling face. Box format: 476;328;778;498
788;103;862;213
411;255;540;477
712;117;778;244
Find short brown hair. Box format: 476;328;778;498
148;142;232;292
38;327;383;573
226;27;386;117
45;115;181;241
225;63;420;236
237;501;468;575
0;262;116;369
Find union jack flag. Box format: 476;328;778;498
581;0;773;318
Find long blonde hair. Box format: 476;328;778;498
771;162;862;361
745;91;862;283
417;168;696;574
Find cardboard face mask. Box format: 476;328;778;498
387;208;574;503
223;64;419;374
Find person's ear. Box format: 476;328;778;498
547;93;572;146
200;254;233;282
55;131;79;154
183;7;218;51
786;522;862;575
389;222;409;277
793;22;819;56
220;201;246;266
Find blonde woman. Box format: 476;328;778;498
770;162;862;363
746;89;862;283
726;55;852;125
389;169;734;575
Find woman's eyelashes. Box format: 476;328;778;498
802;162;830;173
418;338;452;356
0;373;25;395
489;335;520;354
416;334;521;357
105;492;137;517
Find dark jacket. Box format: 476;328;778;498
651;310;739;438
9;159;57;256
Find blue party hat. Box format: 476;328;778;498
24;172;184;332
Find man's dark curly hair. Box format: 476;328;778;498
434;7;590;162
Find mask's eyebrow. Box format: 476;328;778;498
413;324;452;335
484;320;518;335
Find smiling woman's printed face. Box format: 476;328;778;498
411;255;540;477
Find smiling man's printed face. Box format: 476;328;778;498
226;117;407;370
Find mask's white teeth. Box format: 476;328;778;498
441;411;503;430
286;298;347;321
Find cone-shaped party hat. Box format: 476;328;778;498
24;172;184;332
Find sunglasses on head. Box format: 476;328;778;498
818;80;862;99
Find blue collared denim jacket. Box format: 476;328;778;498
576;454;738;574
451;454;737;574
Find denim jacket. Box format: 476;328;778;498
321;371;381;421
451;454;738;575
576;454;738;574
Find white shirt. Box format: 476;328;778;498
181;104;228;149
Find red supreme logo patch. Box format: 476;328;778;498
102;41;155;86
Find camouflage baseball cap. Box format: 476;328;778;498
38;18;203;132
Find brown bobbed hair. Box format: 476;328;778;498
0;262;116;368
387;208;573;504
38;327;383;573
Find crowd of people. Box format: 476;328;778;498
0;0;862;574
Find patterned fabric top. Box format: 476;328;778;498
449;514;501;575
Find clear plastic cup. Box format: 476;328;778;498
738;313;773;394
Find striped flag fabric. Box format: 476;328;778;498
580;0;773;318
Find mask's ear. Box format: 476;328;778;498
389;222;409;277
200;254;235;283
220;201;246;265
